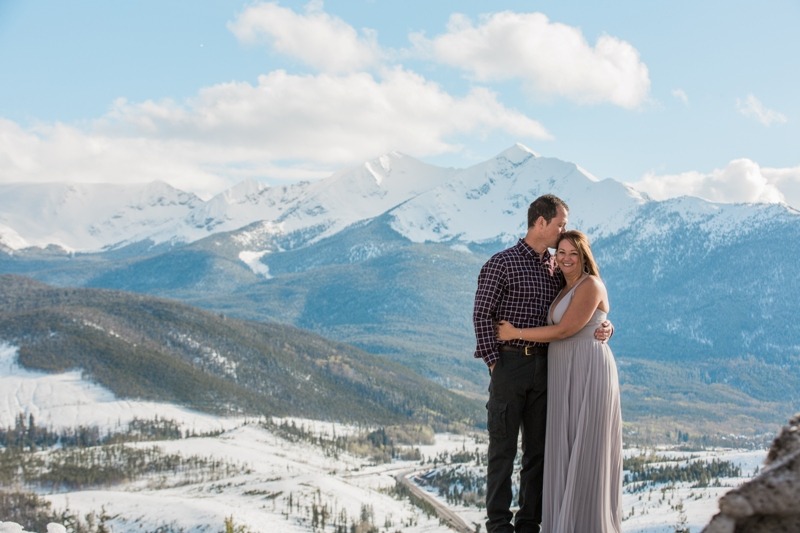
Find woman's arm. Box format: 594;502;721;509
497;276;606;342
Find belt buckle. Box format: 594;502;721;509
523;345;535;356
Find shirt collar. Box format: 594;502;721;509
517;238;551;261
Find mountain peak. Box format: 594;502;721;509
497;143;541;163
216;178;271;204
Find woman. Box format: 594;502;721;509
497;230;622;533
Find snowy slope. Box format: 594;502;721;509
0;182;203;251
274;151;459;240
625;195;800;248
0;342;770;533
0;343;233;434
0;152;459;253
0;145;646;253
0;341;470;532
2;144;796;257
389;143;645;243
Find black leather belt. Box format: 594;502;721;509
499;344;547;357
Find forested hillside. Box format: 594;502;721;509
0;274;480;428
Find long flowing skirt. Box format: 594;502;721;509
542;337;622;533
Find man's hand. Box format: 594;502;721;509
594;320;614;343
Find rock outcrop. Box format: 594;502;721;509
702;413;800;533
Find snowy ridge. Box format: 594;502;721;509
625;196;800;249
390;144;646;244
0;181;203;252
0;152;456;252
272;151;458;241
1;145;796;255
0;223;26;250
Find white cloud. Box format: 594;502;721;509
0;69;551;197
412;11;650;109
672;88;689;106
736;94;788;126
228;1;382;73
105;68;551;157
0;118;233;199
628;158;798;207
762;165;800;209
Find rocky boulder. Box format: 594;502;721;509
702;413;800;532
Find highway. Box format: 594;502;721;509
395;468;477;533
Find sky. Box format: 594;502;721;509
0;0;798;207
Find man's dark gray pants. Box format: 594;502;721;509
485;351;547;533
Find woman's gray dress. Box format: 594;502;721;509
541;278;622;533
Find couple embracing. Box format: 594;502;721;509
473;194;623;533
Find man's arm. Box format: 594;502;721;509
473;258;505;370
498;276;605;342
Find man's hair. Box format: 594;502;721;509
528;194;569;228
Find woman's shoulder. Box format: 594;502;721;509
576;274;606;295
580;274;603;286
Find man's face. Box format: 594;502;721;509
543;206;568;248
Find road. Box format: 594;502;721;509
395;468;477;533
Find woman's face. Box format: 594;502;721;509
556;238;582;276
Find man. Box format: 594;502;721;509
473;194;611;533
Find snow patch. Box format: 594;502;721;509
0;342;234;434
239;250;272;278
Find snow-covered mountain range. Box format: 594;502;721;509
3;142;793;261
0;144;645;252
2;143;799;434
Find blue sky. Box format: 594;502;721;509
1;0;798;207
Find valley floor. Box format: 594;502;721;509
1;343;769;532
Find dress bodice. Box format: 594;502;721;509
548;277;607;341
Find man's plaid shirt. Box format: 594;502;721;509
473;238;564;367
